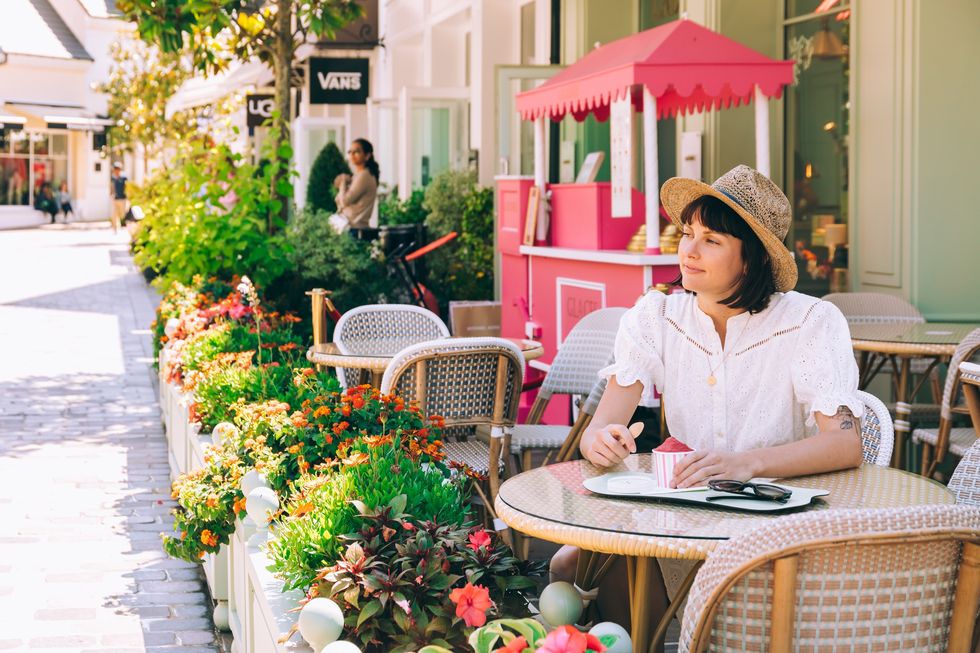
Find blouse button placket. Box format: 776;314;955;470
712;365;726;448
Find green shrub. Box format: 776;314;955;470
307;141;350;214
379;187;429;226
422;170;495;307
285;207;395;313
130;135;293;292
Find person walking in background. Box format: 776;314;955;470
330;138;379;232
110;162;128;234
57;181;73;222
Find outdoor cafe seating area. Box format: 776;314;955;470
301;288;980;652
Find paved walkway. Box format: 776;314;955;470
0;224;217;652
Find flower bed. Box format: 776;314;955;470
154;278;550;653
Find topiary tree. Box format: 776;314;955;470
306;141;350;214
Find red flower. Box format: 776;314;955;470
449;583;492;628
538;626;605;653
495;636;528;653
468;530;491;552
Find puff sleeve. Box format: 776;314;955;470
598;291;667;407
791;300;864;425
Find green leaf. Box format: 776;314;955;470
356;599;382;628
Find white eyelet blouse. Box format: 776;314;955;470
600;290;864;452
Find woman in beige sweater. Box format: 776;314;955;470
333;138;379;230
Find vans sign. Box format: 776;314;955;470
309;58;370;105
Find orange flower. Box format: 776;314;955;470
363;435;393;448
495;636;528;653
287;444;302;454
278;342;299;352
233;497;247;514
206;495;219;508
341;405;351;417
351;396;365;409
332;421;350;436
449;583;492;627
313;406;332;418
200;529;218;548
341;451;369;466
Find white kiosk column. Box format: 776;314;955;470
642;87;660;253
754;86;770;177
533;116;547;242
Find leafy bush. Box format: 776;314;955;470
380;188;429;226
422;170;495;307
307;141;350;214
130;135;293;291
286;207;396;313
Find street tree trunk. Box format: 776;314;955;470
271;0;295;234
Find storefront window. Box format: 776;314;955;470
1;129;70;208
784;1;851;296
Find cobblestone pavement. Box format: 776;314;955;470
0;224;217;652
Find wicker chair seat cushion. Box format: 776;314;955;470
679;505;980;653
912;426;978;456
950;441;980;507
477;423;570;454
442;439;503;474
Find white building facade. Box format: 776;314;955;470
0;0;128;229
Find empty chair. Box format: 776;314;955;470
333;303;449;388
380;337;523;504
857;389;894;466
913;328;980;477
679;504;980;653
482;307;626;470
949;440;980;507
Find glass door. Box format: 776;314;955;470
784;1;851;296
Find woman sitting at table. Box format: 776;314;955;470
552;165;865;635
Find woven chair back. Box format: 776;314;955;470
950;440;980;507
821;292;925;324
333;304;449;388
380;337;523;431
856;390;894;466
540;307;627;398
680;505;980;653
939;328;980;420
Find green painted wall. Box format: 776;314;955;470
910;0;980;320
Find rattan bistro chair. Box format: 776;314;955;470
333;303;449;388
823;292;942;424
480;307;626;470
379;337;523;507
679;505;980;653
913;329;980;478
857;389;894;466
949;440;980;508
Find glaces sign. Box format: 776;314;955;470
309;58;370;105
246;94;274;128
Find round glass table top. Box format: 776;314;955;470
495;455;953;559
849;322;978;353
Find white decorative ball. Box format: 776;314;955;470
212;602;231;631
298;598;344;650
588;621;631;653
319;641;361;653
240;469;269;496
245;487;279;526
538;581;584;627
212;422;239;447
164;317;181;337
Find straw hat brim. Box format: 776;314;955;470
660;178;798;292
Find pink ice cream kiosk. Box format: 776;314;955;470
497;19;793;422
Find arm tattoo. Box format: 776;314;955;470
833;406;855;431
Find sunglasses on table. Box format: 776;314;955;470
706;480;792;504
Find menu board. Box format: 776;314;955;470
610;95;633;217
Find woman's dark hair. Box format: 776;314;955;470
671;195;776;314
354;138;380;181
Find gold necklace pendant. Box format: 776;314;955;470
707;374;717;386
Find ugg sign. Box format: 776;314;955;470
309;58;370;105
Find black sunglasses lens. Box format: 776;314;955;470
709;480;746;492
753;484;792;500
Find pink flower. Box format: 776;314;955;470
449;583;493;627
538;626;605;653
468;529;492;552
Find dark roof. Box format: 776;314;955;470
0;0;93;61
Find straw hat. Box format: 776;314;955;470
660;165;797;292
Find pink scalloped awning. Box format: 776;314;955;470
516;19;793;122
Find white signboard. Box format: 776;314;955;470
610;96;633;218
